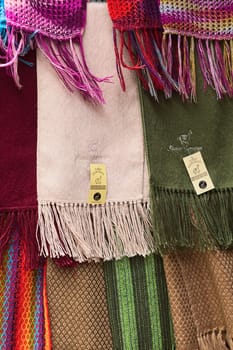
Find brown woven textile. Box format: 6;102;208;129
164;249;233;350
46;259;113;350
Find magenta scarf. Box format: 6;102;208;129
0;51;39;268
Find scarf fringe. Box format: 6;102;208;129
152;186;233;252
0;208;41;269
35;34;111;104
198;329;233;350
0;27;34;88
161;33;233;100
37;200;155;262
0;27;109;103
113;27;179;101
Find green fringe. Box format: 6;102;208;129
152;186;233;253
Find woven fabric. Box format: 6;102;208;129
0;232;50;349
104;254;175;350
157;1;233;99
140;55;233;251
5;0;86;40
1;0;107;103
160;0;233;40
36;3;153;263
47;259;113;350
164;249;233;350
0;49;39;268
107;0;161;30
106;0;180;100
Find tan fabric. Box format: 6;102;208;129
164;249;233;350
46;259;113;350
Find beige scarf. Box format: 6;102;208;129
46;259;113;350
164;248;233;350
36;3;153;262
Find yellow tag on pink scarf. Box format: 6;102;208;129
88;164;107;204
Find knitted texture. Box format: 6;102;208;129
107;0;179;99
108;0;161;30
0;0;108;103
5;0;86;40
158;0;233;99
0;233;51;349
164;249;233;349
47;260;113;350
160;0;233;40
104;255;175;350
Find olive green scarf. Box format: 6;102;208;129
140;68;233;252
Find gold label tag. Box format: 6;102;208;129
88;164;107;204
183;151;215;195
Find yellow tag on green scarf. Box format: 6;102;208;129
183;151;215;195
88;164;107;204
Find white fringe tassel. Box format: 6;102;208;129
37;200;155;262
198;328;233;350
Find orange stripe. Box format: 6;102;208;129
43;261;52;350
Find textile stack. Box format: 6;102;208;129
0;0;233;349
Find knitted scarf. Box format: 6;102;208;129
0;49;39;269
141;63;233;252
164;248;233;350
159;0;233;100
1;0;108;103
36;2;154;262
0;232;51;349
46;260;113;350
107;0;179;100
104;254;175;350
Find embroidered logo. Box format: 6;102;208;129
168;130;202;156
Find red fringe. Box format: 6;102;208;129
0;208;42;269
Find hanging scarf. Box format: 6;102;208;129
36;2;154;262
107;0;179;100
1;0;108;103
159;0;233;100
0;49;39;269
164;248;233;350
140;62;233;252
104;254;175;350
46;259;113;350
0;232;51;349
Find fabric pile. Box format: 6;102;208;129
0;1;233;350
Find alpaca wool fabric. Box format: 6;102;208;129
164;248;233;350
46;259;113;350
1;0;108;103
0;50;39;268
36;3;154;262
140;61;233;252
104;254;175;350
159;0;233;99
107;0;179;100
0;232;50;349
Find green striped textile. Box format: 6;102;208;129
104;255;175;350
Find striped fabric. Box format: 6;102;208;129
0;232;51;349
104;254;175;350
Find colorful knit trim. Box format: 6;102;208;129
0;0;109;103
159;0;233;100
0;232;51;349
107;0;179;100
